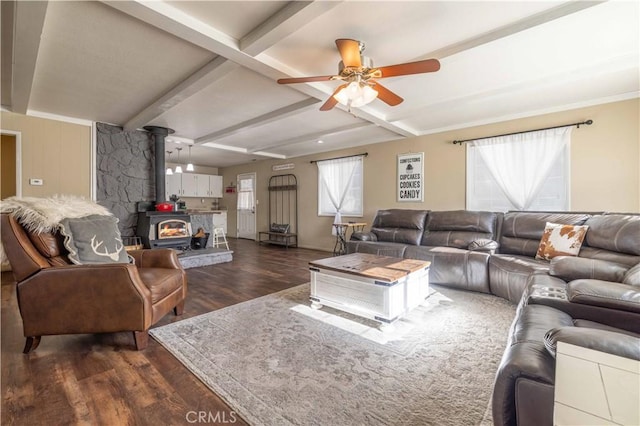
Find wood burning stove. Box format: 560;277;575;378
137;211;192;249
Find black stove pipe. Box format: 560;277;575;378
144;126;174;203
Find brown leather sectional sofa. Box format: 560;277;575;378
346;209;640;426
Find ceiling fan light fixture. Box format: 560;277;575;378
334;81;378;108
351;84;378;107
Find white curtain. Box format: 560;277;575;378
317;156;361;235
470;126;572;210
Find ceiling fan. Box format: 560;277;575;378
277;39;440;111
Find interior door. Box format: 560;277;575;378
237;173;256;240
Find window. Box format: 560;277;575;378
466;127;571;212
317;156;364;217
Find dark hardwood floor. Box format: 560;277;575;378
1;239;330;425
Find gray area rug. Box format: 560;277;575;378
150;284;516;426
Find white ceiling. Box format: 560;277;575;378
2;1;638;168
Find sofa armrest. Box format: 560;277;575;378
350;232;377;242
467;238;499;252
568;279;640;313
128;248;183;269
544;327;640;360
550;256;628;282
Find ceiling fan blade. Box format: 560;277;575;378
277;75;335;84
372;82;403;106
320;84;347;111
335;39;361;68
377;59;440;78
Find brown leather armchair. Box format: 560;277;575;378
1;213;187;352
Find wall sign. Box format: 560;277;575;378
397;152;424;202
272;163;295;171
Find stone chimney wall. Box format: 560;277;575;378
96;122;155;236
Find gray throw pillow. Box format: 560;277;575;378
60;215;129;265
270;223;290;233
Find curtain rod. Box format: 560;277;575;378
310;153;368;164
452;120;593;145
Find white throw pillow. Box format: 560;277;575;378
535;222;589;261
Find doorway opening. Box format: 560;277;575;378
0;130;21;199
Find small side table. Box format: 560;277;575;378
332;222;367;256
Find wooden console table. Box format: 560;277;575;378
332;222;367;256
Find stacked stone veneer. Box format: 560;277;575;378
96;122;154;237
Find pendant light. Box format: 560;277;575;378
166;151;173;175
174;147;183;174
186;145;194;172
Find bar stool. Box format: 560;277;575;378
212;227;229;250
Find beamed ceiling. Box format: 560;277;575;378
1;1;638;167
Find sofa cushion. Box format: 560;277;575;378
420;210;500;248
549;256;628;282
26;230;70;266
404;245;491;293
60;215;129;265
623;263;640;286
370;209;428;245
372;209;428;229
345;240;408;258
468;238;499;252
584;214;640;256
489;254;550;303
544;326;640;360
535;222;588;261
499;212;590;257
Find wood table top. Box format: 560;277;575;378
309;253;430;282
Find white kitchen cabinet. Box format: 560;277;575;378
181;174;198;197
165;173;223;199
209;175;223;198
196;174;210;197
165;174;182;200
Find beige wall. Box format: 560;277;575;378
0;111;92;197
221;98;640;252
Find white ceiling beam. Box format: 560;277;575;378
420;1;604;62
123;57;239;131
240;1;335;56
201;142;286;159
195;98;320;144
10;1;48;114
249;123;373;153
107;0;338;132
387;1;606;121
103;0;415;140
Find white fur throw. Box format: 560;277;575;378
0;195;112;233
0;195;112;270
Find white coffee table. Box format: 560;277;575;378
309;253;430;331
